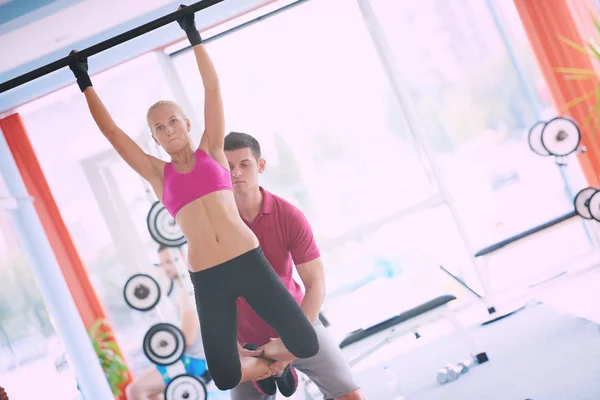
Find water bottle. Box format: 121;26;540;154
383;366;405;400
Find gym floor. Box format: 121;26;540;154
534;264;600;324
3;260;598;400
296;260;600;400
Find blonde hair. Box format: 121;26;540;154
146;100;187;131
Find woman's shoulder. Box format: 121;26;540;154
148;155;167;169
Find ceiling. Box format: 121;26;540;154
0;0;180;74
0;0;277;112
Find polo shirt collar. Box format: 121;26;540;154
259;186;274;214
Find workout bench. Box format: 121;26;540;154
301;294;488;399
469;210;583;324
337;295;488;367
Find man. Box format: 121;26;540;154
126;246;209;399
225;132;366;400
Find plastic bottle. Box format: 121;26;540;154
383;365;405;400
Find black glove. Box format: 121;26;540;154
68;50;92;92
177;4;202;46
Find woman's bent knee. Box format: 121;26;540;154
296;340;320;359
289;330;320;359
212;369;242;391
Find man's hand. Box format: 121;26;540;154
238;342;264;358
257;338;297;362
256;360;291;380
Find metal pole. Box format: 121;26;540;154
0;130;114;400
168;0;309;57
0;0;224;93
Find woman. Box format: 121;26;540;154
68;5;319;390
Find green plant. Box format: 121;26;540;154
555;14;600;130
88;318;129;397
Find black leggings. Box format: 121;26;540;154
189;247;319;390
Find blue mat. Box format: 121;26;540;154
352;302;600;400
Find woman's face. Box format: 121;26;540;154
149;105;191;152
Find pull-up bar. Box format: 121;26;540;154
0;0;224;94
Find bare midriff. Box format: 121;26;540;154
173;190;259;272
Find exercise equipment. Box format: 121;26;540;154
586;189;600;221
474;142;599;323
527;116;583;166
436;357;479;385
574;187;597;220
143;323;186;366
456;358;474;373
527;121;550;157
436;364;460;384
164;374;207;400
334;295;488;386
123;273;162;312
0;0;224;93
540;117;581;157
147;201;187;248
474;211;577;321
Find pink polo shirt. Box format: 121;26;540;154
236;187;321;346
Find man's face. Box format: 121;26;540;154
225;147;266;194
158;249;178;280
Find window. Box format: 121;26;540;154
171;0;438;239
369;0;591;250
321;203;477;333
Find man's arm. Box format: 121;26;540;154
177;286;200;348
296;257;326;324
287;207;325;323
259;207;325;362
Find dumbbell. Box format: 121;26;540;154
436;363;462;384
455;358;474;374
436;357;477;384
527;116;582;164
574;187;600;221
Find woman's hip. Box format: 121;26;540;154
186;233;259;272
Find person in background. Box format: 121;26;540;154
126;246;209;399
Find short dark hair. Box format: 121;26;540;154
224;131;261;160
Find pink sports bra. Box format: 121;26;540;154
162;149;233;218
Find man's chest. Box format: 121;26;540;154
250;220;291;273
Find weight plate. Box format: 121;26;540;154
147;201;187;248
541;117;581;156
528;120;550;157
164;374;207;400
143;323;186;366
574;187;597;220
123;273;161;312
587;190;600;222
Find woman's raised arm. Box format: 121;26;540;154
69;51;161;183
